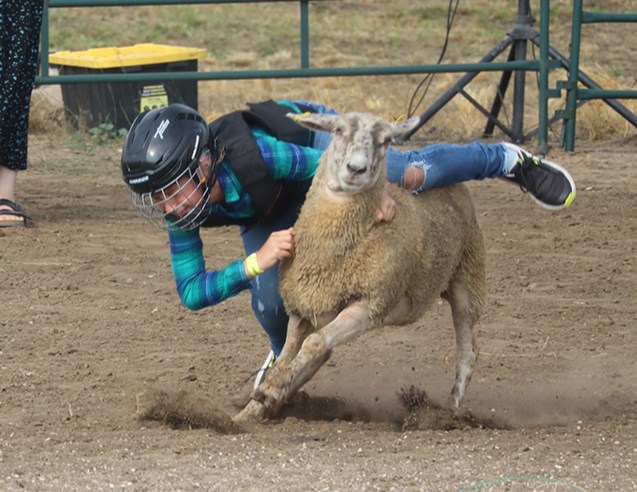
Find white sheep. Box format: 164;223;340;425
234;112;486;423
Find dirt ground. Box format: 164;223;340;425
3;1;636;489
1;123;635;491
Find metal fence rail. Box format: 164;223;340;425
35;0;636;151
559;0;637;151
37;0;543;83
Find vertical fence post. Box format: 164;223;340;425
537;0;550;155
564;0;583;151
299;0;309;69
40;1;51;77
510;0;531;141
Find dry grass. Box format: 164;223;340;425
29;68;636;146
575;69;637;141
31;1;637;147
29;85;66;134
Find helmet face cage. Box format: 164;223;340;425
131;148;216;231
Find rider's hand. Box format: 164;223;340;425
254;227;296;272
375;190;396;222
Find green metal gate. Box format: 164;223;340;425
558;0;637;151
36;0;636;152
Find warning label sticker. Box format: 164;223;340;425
140;84;169;112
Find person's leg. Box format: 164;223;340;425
386;141;507;192
290;106;510;189
0;166;18;202
0;1;44;225
293;100;338;116
240;193;305;357
231;213;295;406
0;166;30;226
386;141;575;210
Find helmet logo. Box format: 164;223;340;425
191;134;200;160
154;119;170;139
129;176;150;185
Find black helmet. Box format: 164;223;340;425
121;104;219;231
121;103;210;194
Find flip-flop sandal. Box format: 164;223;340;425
0;199;30;227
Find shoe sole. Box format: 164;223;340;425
0;218;28;227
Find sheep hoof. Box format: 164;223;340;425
252;385;285;416
233;399;266;423
447;391;463;412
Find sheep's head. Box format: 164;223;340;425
290;112;420;196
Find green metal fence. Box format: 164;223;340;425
558;0;637;151
37;1;543;86
35;0;636;152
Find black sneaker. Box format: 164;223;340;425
505;148;576;211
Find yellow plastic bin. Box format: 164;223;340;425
49;43;207;130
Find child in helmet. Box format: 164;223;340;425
121;100;576;394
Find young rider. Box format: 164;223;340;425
120;99;576;393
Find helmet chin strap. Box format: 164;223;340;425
202;159;219;189
198;143;223;189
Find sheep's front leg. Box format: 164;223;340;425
238;301;372;421
233;314;312;423
263;312;338;388
258;301;372;417
276;314;316;366
260;313;315;388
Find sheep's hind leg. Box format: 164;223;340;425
251;301;372;420
444;276;479;410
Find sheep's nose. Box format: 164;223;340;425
347;162;367;176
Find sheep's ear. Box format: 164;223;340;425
390;116;421;141
287;112;339;133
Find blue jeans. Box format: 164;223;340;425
298;100;508;192
240;183;308;356
244;100;510;355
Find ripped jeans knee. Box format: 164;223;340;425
402;165;426;193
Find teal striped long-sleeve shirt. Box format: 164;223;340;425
168;126;323;311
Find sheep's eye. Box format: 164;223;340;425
381;137;392;147
333;127;345;137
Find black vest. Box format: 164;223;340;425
202;100;316;227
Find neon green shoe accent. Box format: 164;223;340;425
564;192;576;208
292;111;312;122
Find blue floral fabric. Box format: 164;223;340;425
0;1;44;171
